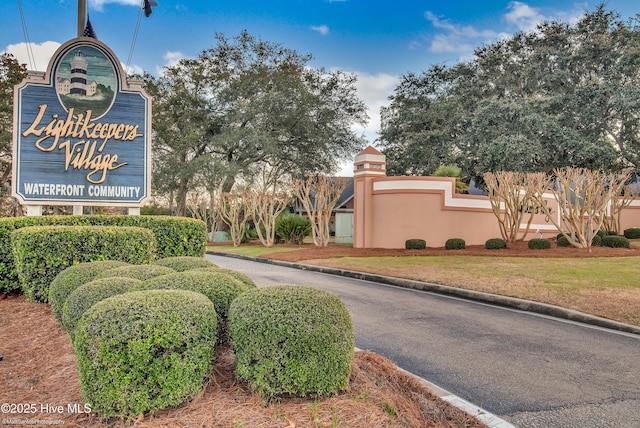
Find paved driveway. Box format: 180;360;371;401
207;254;640;427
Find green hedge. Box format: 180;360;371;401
193;267;257;291
74;290;217;419
132;270;249;343
405;239;426;250
62;277;142;339
49;260;131;324
229;285;354;398
527;238;551;250
96;264;175;281
602;235;631;248
0;215;206;295
445;238;466;250
154;256;218;272
485;238;507;250
11;226;154;303
623;228;640;239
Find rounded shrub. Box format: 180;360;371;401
49;260;131;324
61;277;142;338
74;290;217;419
591;234;602;247
193;267;258;291
154;256;218;272
485;238;507;250
96;264;175;281
623;228;640;239
132;270;248;342
601;235;630;248
445;238;466;250
527;238;551;250
229;285;355;398
405;239;426;250
557;235;572;247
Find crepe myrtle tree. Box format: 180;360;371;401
532;167;629;249
483;171;549;243
293;176;347;247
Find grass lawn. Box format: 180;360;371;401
207;244;302;257
209;244;640;327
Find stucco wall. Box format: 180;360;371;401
353;174;640;249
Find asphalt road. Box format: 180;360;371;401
206;253;640;428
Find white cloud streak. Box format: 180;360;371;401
311;25;330;36
88;0;140;12
4;41;60;72
422;2;590;58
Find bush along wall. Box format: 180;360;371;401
0;215;206;295
527;238;551;250
74;290;217;419
11;226;155;303
405;239;426;250
623;227;640;239
485;238;507;250
229;285;355;398
445;238;466;250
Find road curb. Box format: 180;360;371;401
206;250;640;336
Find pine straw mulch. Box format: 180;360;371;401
0;294;486;428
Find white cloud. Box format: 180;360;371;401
311;25;330;36
505;1;546;32
351;71;399;142
4;41;60;72
155;51;185;75
505;1;589;33
430;34;473;54
89;0;140;12
423;11;498;55
163;51;184;67
328;69;398;176
422;3;590;59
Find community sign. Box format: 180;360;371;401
12;37;151;206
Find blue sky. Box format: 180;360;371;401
2;1;638;173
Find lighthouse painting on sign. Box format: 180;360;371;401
55;45;116;119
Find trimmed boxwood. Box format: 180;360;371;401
229;285;355;398
405;239;426;250
74;290;217;419
132;270;249;343
49;260;131;324
11;226;154;303
0;215;206;295
527;238;551;250
62;277;142;338
485;238;507;250
557;235;572;247
623;228;640;239
97;264;175;281
601;235;631;248
193;267;257;291
445;238;466;250
154;256;218;272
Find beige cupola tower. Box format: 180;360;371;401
353;146;387;248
